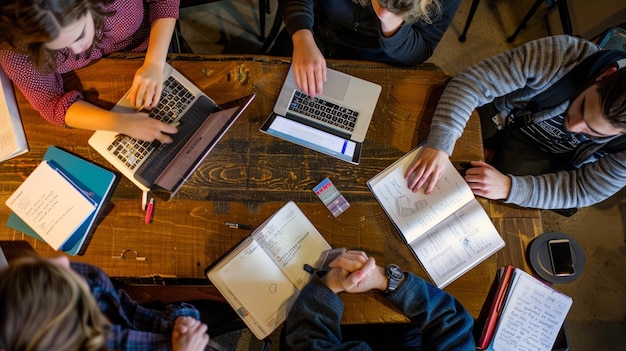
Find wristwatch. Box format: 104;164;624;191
385;264;405;294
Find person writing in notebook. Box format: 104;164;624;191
273;0;460;96
283;250;474;350
0;255;239;351
404;35;626;213
0;0;179;143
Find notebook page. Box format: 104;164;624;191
492;269;572;350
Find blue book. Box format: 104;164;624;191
6;146;117;255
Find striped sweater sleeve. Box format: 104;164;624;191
424;35;598;155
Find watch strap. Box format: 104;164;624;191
385;264;404;294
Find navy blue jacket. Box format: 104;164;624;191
284;272;475;350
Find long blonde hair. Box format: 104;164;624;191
0;259;107;351
353;0;443;24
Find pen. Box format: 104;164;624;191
225;222;254;230
142;191;148;211
145;198;154;224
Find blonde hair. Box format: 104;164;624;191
353;0;443;24
0;259;107;351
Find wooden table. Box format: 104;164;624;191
0;54;542;323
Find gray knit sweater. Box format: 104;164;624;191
425;35;626;209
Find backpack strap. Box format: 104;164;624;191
601;135;626;154
521;50;626;154
507;49;626;129
528;50;626;112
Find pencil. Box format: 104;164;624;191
225;222;253;230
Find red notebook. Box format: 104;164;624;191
477;265;515;349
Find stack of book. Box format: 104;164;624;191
5;146;117;255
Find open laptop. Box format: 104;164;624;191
89;63;255;198
260;65;381;165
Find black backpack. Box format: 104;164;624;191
507;49;626;153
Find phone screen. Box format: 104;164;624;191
548;240;575;276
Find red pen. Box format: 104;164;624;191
144;198;154;224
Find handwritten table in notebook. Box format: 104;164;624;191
0;54;543;323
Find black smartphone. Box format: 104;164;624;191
548;239;575;276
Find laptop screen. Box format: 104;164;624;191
261;113;361;164
152;94;256;197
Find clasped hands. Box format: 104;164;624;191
172;316;209;351
321;250;389;294
404;147;513;201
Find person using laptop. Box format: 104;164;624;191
0;0;179;143
0;255;240;351
404;35;626;213
273;0;460;96
283;249;474;350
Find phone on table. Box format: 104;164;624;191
548;239;575;276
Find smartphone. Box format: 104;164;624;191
548;239;575;276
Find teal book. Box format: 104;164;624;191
6;146;117;255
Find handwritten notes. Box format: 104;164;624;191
5;160;95;250
368;146;504;288
491;269;572;351
207;201;331;339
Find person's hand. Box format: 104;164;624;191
464;160;512;200
322;250;387;294
291;29;327;97
128;62;165;108
371;2;404;37
404;147;450;194
172;316;209;351
117;112;178;143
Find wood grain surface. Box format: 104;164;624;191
0;54;542;322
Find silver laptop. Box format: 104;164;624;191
89;63;255;198
261;65;381;165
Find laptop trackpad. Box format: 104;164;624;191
322;73;349;101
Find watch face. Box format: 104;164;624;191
385;264;404;294
386;264;403;280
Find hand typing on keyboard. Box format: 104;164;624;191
117;75;192;143
291;29;327;97
127;62;165;108
117;112;179;144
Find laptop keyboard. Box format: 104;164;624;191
288;91;359;132
107;76;196;170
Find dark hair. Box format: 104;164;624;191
598;67;626;130
0;0;115;71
